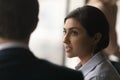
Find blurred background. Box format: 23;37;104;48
29;0;120;69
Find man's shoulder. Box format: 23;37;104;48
0;48;84;80
32;59;84;80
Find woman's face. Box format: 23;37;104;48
63;18;95;58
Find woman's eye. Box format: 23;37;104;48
71;31;78;36
63;30;66;35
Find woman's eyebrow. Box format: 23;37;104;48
64;27;80;31
69;27;81;31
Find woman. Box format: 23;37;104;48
63;5;120;80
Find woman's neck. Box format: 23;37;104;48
78;53;94;65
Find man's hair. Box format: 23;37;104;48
0;0;39;40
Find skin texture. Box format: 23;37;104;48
63;18;101;65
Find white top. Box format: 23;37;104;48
75;52;120;80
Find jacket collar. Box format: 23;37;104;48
76;52;105;77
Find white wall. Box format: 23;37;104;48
29;0;67;65
116;0;120;47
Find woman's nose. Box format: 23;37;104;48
63;34;70;44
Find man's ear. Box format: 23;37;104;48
93;33;102;44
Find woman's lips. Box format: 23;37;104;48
65;46;72;52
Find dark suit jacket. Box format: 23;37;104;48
111;61;120;75
0;47;84;80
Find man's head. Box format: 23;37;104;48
0;0;39;41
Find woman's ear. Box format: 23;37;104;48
93;33;102;44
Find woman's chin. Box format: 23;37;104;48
66;52;74;58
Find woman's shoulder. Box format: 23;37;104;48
86;53;120;80
92;59;120;80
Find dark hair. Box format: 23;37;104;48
64;5;109;53
85;0;89;4
0;0;39;40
